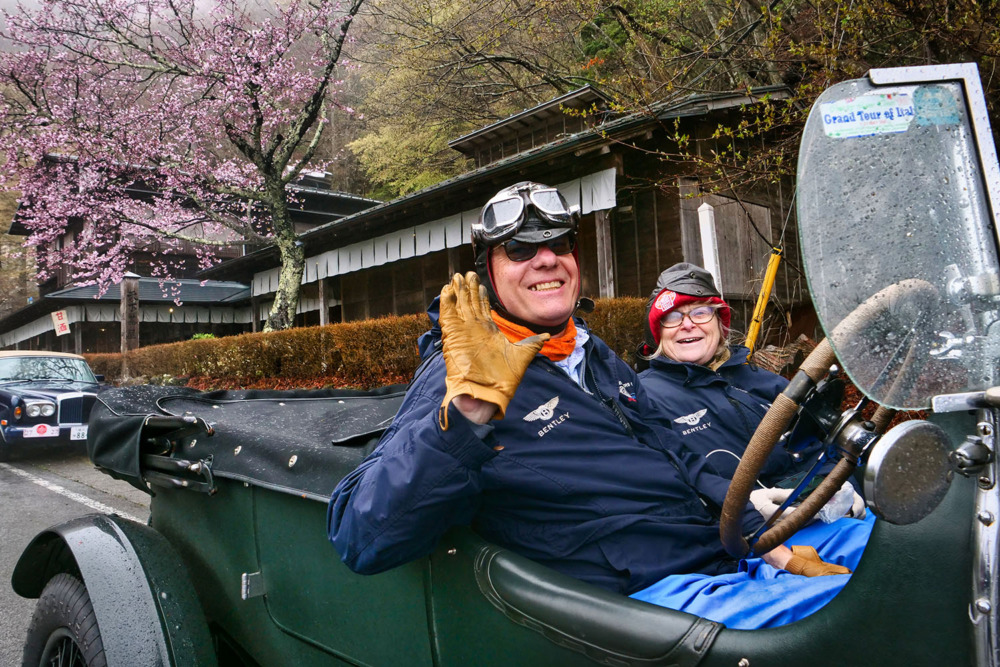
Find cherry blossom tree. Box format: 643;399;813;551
0;0;364;331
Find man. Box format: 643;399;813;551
328;182;861;629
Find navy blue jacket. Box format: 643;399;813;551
328;318;764;595
638;347;817;486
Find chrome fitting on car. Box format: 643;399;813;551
24;400;56;418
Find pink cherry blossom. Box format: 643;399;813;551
0;0;364;330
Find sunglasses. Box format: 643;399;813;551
502;235;576;262
660;306;718;328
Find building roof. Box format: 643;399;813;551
448;85;613;155
6;166;382;236
199;84;791;282
46;277;250;304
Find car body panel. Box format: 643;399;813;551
11;514;216;667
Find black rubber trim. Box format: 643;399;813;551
471;538;722;666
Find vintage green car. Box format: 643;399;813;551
11;62;1000;666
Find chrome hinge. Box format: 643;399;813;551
241;572;265;600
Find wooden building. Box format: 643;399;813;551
203;85;805;340
2;84;809;352
0;180;381;351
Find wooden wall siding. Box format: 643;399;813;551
610;185;684;299
700;193;773;299
341;248;472;322
577;212;600;300
474;115;589;168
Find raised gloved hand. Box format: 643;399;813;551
749;487;795;522
785;545;852;577
438;272;549;430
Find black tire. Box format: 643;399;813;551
21;573;106;667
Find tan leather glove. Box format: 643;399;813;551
785;545;852;577
438;272;549;430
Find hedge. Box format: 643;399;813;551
85;298;649;390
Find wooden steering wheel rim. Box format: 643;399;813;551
719;279;938;558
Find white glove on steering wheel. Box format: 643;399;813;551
750;481;867;523
749;487;795;522
845;482;867;520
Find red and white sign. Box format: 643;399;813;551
23;424;60;438
51;310;71;337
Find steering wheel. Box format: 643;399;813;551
719;279;938;558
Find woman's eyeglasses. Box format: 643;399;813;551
502;235;576;262
660;306;718;328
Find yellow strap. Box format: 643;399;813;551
745;247;783;355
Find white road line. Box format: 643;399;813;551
0;462;144;523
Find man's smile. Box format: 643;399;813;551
529;280;564;292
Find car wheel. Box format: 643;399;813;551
21;573;106;667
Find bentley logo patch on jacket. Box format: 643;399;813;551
524;397;560;421
674;409;708;426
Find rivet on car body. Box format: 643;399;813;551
288;455;297;467
234;446;242;455
738;659;750;667
189;439;197;448
447;548;457;555
213;405;220;409
978;511;994;525
975;599;992;614
278;402;285;407
979;422;994;436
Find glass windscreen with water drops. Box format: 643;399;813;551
797;76;1000;409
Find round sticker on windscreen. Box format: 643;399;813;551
914;85;961;127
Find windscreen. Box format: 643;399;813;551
0;356;97;383
797;77;1000;409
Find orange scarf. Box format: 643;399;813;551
490;312;578;361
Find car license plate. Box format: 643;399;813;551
70;426;88;440
23;424;60;438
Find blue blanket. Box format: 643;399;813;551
630;514;876;629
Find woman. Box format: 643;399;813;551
637;262;865;519
628;263;874;626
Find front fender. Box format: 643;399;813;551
12;513;216;667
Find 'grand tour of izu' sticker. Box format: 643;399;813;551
820;93;915;138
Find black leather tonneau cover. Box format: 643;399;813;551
89;384;406;500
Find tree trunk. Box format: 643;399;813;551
263;188;305;332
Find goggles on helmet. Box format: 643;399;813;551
473;183;578;246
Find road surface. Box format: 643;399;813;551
0;442;150;665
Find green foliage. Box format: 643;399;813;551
345;0;1000;203
191;333;216;340
349;121;470;198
